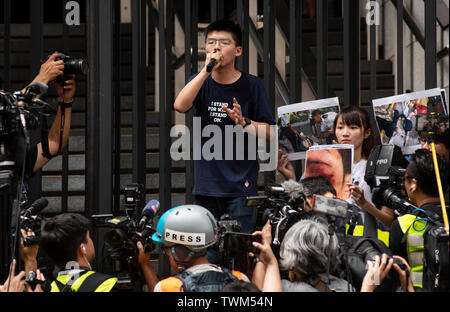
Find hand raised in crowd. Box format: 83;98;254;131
222;98;245;126
136;241;151;267
0;260;27;292
347;183;367;208
55;74;76;103
20;229;39;274
392;255;414;292
250;221;282;292
277;149;296;181
360;253;393;292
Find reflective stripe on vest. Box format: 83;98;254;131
159;270;243;292
345;224;390;247
50;271;118;292
398;214;428;288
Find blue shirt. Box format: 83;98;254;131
190;72;275;197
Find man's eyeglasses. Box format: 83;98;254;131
206;38;232;46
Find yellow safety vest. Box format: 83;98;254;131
397;214;428;288
50;270;118;292
345;224;390;247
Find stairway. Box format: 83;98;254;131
1;12;396;216
294;17;395;107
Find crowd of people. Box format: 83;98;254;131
1;19;448;293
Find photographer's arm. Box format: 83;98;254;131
250;221;282;292
33;76;75;173
20;229;39;274
22;53;64;94
137;242;159;292
348;183;395;227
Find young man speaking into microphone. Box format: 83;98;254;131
173;20;275;234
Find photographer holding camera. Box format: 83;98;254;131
152;205;249;292
37;213;157;292
389;149;449;290
22;52;75;173
1;52;78;284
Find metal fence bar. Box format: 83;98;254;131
158;0;172;280
61;0;70;213
263;0;275;186
132;0;147;212
317;0;328;99
184;0;197;205
2;0;11;91
396;0;403;94
97;0;114;217
29;0;43;201
370;15;377;101
425;0;437;89
343;0;360;107
237;0;250;73
289;0;302;103
113;0;122;216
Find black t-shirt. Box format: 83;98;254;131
190;72;275;197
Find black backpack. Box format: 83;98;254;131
176;268;238;292
422;212;449;292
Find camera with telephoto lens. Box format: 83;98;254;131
91;184;154;291
47;52;89;84
365;144;418;216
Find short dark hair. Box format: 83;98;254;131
39;213;92;268
333;106;377;160
205;20;243;47
408;149;448;197
300;176;337;197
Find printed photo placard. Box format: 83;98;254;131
277;97;340;160
372;88;447;155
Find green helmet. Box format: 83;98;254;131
161;205;218;252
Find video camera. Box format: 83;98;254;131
91;184;159;291
215;214;261;273
245;183;349;247
365;144;418;216
19;197;48;246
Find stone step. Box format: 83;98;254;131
41;193;187;214
41;152;186;173
40;171;267;194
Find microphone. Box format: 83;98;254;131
138;199;160;230
28;82;49;95
206;58;217;73
24;198;48;216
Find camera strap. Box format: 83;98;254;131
40;116;53;160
